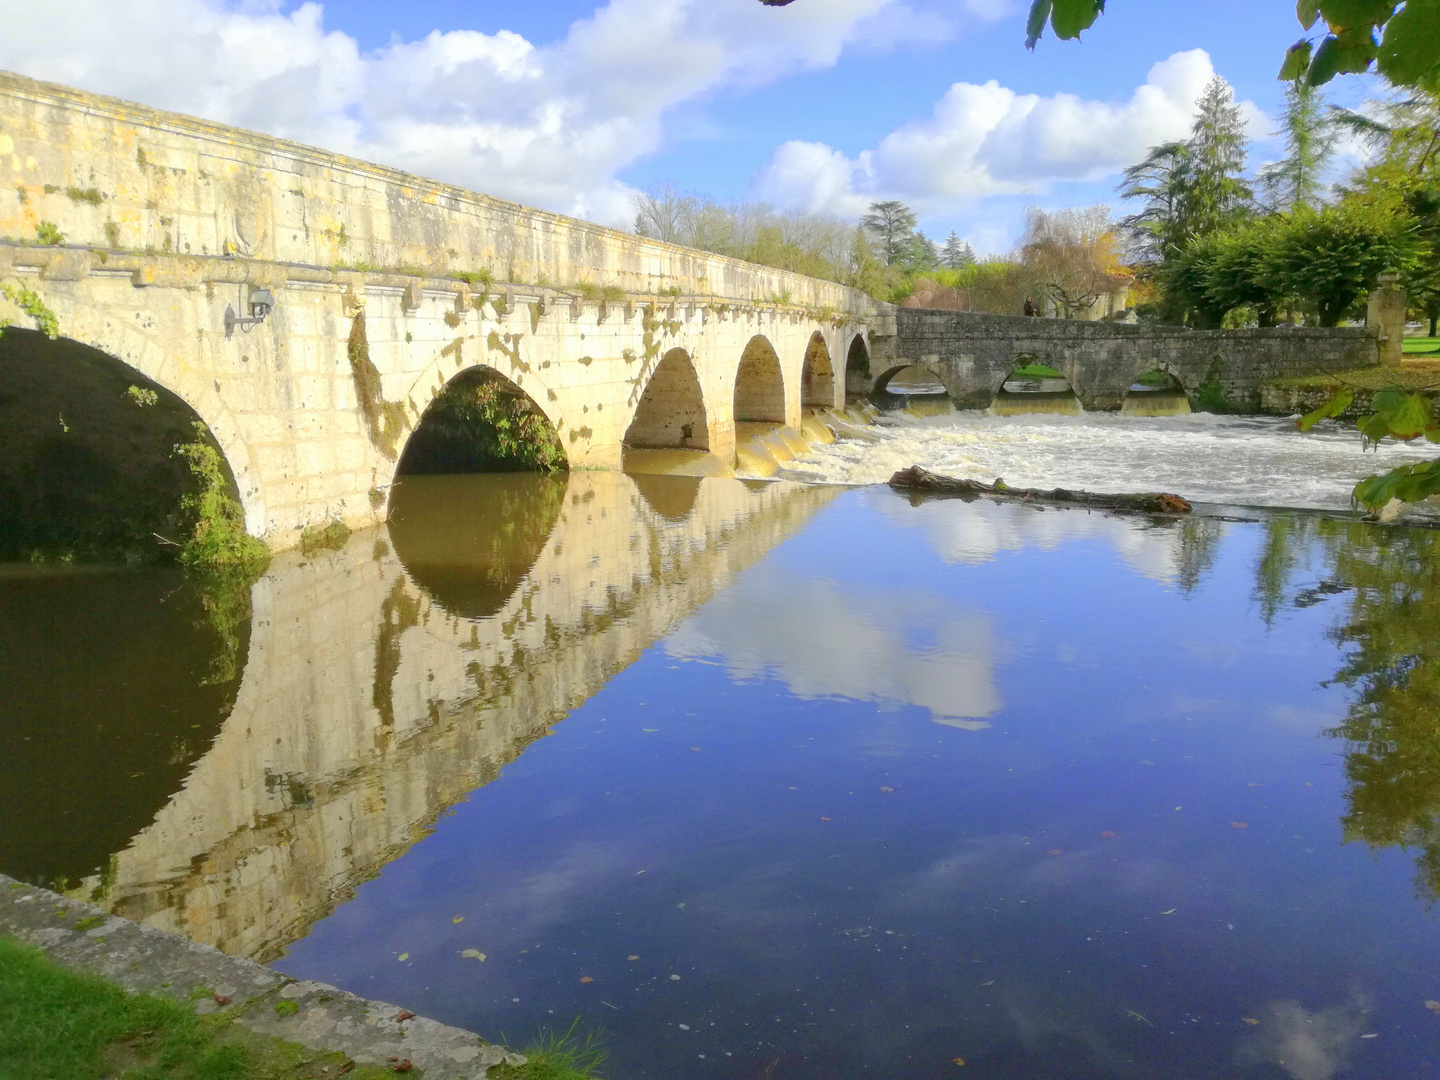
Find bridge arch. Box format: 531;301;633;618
0;325;253;557
734;335;787;423
801;331;836;409
873;363;950;398
396;364;567;475
625;347;709;450
846;334;870;378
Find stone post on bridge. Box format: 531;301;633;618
1368;271;1407;368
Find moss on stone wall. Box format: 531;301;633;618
347;311;408;460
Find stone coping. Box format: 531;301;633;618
0;873;523;1078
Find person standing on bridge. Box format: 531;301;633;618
1023;296;1037;317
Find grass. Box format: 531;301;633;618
0;937;391;1080
1265;358;1440;391
1009;363;1065;379
491;1020;606;1080
1404;336;1440;355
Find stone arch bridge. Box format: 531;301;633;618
878;309;1380;411
0;71;889;550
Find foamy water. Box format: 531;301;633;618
781;409;1440;511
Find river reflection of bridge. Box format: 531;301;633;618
57;472;838;961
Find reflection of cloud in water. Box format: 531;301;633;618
1236;994;1373;1080
877;493;1217;583
666;566;999;728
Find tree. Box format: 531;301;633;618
941;232;976;269
632;183;691;244
1268;199;1422;326
1020;1;1440;92
861;201;918;266
905;231;941;272
1178;77;1254;242
1259;81;1339;211
1019;205;1128;319
1118;141;1192;264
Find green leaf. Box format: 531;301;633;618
1050;0;1104;39
1377;0;1440;87
1318;0;1396;27
1297;387;1354;429
1358;412;1393;446
1307;35;1344;84
1297;0;1323;29
1331;24;1380;73
1354;458;1440;511
1025;0;1053;48
1280;39;1315;79
1375;389;1434;440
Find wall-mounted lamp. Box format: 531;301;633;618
224;286;276;338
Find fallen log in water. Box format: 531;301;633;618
887;465;1192;514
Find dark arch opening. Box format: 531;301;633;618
1123;369;1191;416
802;332;836;409
735;336;786;423
397;366;566;476
387;472;567;620
872;364;950;413
625;348;709;450
0;327;237;562
846;335;870;377
993;357;1081;415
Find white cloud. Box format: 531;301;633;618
0;0;921;222
750;49;1262;218
665;567;1002;728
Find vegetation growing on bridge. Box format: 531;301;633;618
175;424;269;575
347;311;410;460
399;368;565;474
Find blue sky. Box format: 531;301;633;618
0;1;1380;253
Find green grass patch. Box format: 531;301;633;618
1404;336;1440;355
0;937;392;1079
491;1020;606;1080
1265;360;1440;392
1008;363;1065;379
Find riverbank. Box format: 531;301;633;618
0;873;536;1079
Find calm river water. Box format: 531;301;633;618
5;444;1440;1078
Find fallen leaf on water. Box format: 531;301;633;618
881;786;895;793
690;747;702;752
1360;1033;1378;1039
1047;849;1062;856
952;1058;965;1066
1161;908;1177;915
642;728;658;733
397;953;409;962
580;976;594;983
1426;1000;1440;1013
452;916;465;924
1100;831;1116;839
1232;822;1249;829
821;816;831;821
627;955;640;961
460;949;486;962
1242;1017;1260;1025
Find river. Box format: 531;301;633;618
780;408;1440;512
4;418;1440;1079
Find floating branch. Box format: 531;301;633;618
887;465;1192;514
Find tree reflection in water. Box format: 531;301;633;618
1261;514;1440;901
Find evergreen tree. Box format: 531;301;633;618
941;231;976;269
907;231;941;272
861;201;918;266
1259;82;1337;212
1178;77;1254;241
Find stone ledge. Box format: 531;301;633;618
0;872;523;1079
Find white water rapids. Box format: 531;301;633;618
781;410;1440;511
